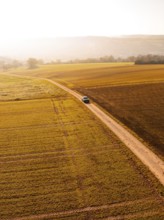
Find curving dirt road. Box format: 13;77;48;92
3;73;164;186
46;79;164;186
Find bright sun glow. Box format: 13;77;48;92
0;0;164;58
0;0;164;40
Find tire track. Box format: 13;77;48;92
6;197;160;220
0;148;114;164
4;73;164;185
44;79;164;186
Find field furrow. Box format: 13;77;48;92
0;73;163;219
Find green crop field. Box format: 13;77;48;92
11;63;164;159
0;73;163;219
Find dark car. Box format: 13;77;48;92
82;96;90;103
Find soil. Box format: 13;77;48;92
47;80;164;186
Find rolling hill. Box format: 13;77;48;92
0;35;164;61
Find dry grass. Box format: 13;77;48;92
0;73;163;219
11;63;164;159
9;63;164;87
0;74;66;101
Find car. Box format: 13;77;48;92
82;96;90;103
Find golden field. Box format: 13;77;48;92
11;63;164;159
0;73;163;219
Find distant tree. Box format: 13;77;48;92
127;56;136;62
135;54;164;64
47;54;164;65
2;63;10;71
0;59;22;71
0;61;5;70
37;59;44;65
12;60;22;68
27;58;38;69
56;59;61;64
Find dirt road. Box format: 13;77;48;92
3;73;164;186
46;79;164;186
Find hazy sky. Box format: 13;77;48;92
0;0;164;41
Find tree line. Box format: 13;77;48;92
64;54;164;64
0;58;44;71
0;59;22;71
134;54;164;64
1;54;164;71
